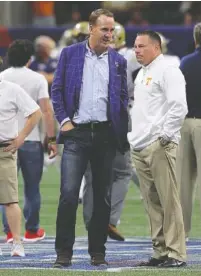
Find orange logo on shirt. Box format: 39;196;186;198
146;77;152;85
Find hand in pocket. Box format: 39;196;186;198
61;121;75;132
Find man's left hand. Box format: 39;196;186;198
48;143;58;159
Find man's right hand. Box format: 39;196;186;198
61;121;75;132
3;135;25;153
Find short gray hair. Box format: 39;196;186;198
34;35;56;50
194;23;201;46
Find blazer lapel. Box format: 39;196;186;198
108;48;122;120
108;48;116;95
108;48;121;93
77;41;87;88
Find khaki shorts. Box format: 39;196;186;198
0;148;18;204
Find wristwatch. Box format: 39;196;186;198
158;136;170;146
48;136;56;144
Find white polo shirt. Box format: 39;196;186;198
0;67;49;141
0;80;39;142
128;54;188;151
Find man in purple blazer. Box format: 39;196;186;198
51;8;129;268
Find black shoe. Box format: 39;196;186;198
159;257;187;268
108;224;125;241
91;253;108;266
53;254;72;268
137;257;167;267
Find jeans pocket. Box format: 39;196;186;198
60;127;78;137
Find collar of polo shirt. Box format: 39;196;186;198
142;54;164;70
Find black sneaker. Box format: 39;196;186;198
91;253;108;266
137;257;167;267
53;254;72;268
159;257;187;268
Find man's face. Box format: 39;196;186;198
89;15;115;51
35;43;52;59
134;35;159;65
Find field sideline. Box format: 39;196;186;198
0;165;200;276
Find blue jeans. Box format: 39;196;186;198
2;141;44;233
83;149;132;228
55;124;116;257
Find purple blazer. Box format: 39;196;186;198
51;41;129;153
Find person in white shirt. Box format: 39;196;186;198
0;39;57;243
157;32;180;67
128;30;187;268
0;76;41;256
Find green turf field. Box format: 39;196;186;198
0;164;200;276
1;270;201;276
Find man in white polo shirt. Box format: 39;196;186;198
0;75;41;256
0;39;57;243
128;30;187;268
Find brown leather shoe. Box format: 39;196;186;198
91;253;108;266
53;254;72;268
108;224;125;241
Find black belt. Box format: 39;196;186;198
72;121;110;130
186;115;201;119
0;143;10;148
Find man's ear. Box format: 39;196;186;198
89;24;93;35
156;42;161;51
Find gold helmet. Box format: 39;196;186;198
113;22;126;49
58;29;75;47
72;21;89;37
157;32;170;54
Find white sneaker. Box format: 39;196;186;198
0;248;2;256
11;242;25;257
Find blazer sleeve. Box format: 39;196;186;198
121;58;128;109
51;48;68;124
119;57;130;153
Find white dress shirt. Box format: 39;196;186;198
128;54;188;150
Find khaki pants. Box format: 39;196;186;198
177;118;201;236
132;140;186;261
0;148;18;204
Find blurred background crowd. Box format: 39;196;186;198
0;1;198;61
0;1;201;27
